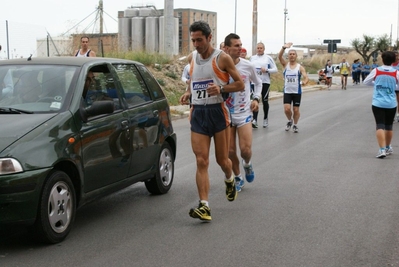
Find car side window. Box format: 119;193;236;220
112;64;151;107
84;71;122;111
136;65;165;100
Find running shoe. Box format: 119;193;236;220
252;119;258;128
263;119;268;128
285;121;293;131
189;201;212;221
376;149;386;158
386;146;393;155
242;160;255;183
293;125;298;133
225;178;237;201
235;176;245;192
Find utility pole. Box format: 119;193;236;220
164;0;174;57
234;0;237;33
284;0;288;44
252;0;257;55
99;0;103;34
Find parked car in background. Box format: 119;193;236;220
0;57;177;243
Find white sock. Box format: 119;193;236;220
200;200;209;207
225;174;234;182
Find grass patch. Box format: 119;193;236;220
165;71;178;80
163;86;184;106
105;51;172;66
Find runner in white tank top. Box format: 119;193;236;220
278;42;309;133
179;21;244;222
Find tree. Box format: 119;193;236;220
351;34;390;64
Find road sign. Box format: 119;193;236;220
328;43;337;53
324;39;341;53
323;39;341;44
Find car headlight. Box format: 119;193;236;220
0;158;23;175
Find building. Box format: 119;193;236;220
118;7;217;55
171;8;217;55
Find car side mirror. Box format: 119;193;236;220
80;100;114;123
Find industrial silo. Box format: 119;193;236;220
145;17;159;53
139;7;154;17
118;17;131;51
124;8;139;17
131;17;145;51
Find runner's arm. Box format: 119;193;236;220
299;66;309;85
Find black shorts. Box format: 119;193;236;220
190;103;231;137
283;93;301;107
372;105;396;130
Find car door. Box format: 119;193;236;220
79;64;132;192
111;63;160;177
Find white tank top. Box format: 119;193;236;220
75;49;91;57
189;49;229;105
283;63;302;94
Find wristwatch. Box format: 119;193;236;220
220;85;225;93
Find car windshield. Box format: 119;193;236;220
0;65;78;113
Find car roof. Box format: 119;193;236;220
0;57;144;67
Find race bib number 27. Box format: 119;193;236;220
192;79;215;99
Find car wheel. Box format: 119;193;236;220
33;170;76;244
145;143;174;195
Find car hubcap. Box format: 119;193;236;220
159;148;173;186
48;181;72;233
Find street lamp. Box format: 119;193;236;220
283;0;288;44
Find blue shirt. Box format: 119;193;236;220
363;66;398;109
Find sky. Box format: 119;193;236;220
0;0;398;58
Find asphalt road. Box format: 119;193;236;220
2;82;399;267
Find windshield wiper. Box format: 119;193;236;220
0;107;34;114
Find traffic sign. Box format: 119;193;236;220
323;39;341;44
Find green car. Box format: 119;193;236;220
0;57;177;243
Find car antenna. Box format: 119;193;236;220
27;54;32;61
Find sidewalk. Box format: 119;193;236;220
170;84;327;120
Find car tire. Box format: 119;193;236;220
145;143;174;195
32;170;76;244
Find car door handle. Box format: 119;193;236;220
121;120;129;130
153;110;159;117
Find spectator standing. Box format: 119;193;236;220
371;61;379;70
352;59;361;85
363;51;399;158
361;63;371;81
74;36;96;57
249;42;278;128
179;21;244;222
278;42;309;133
